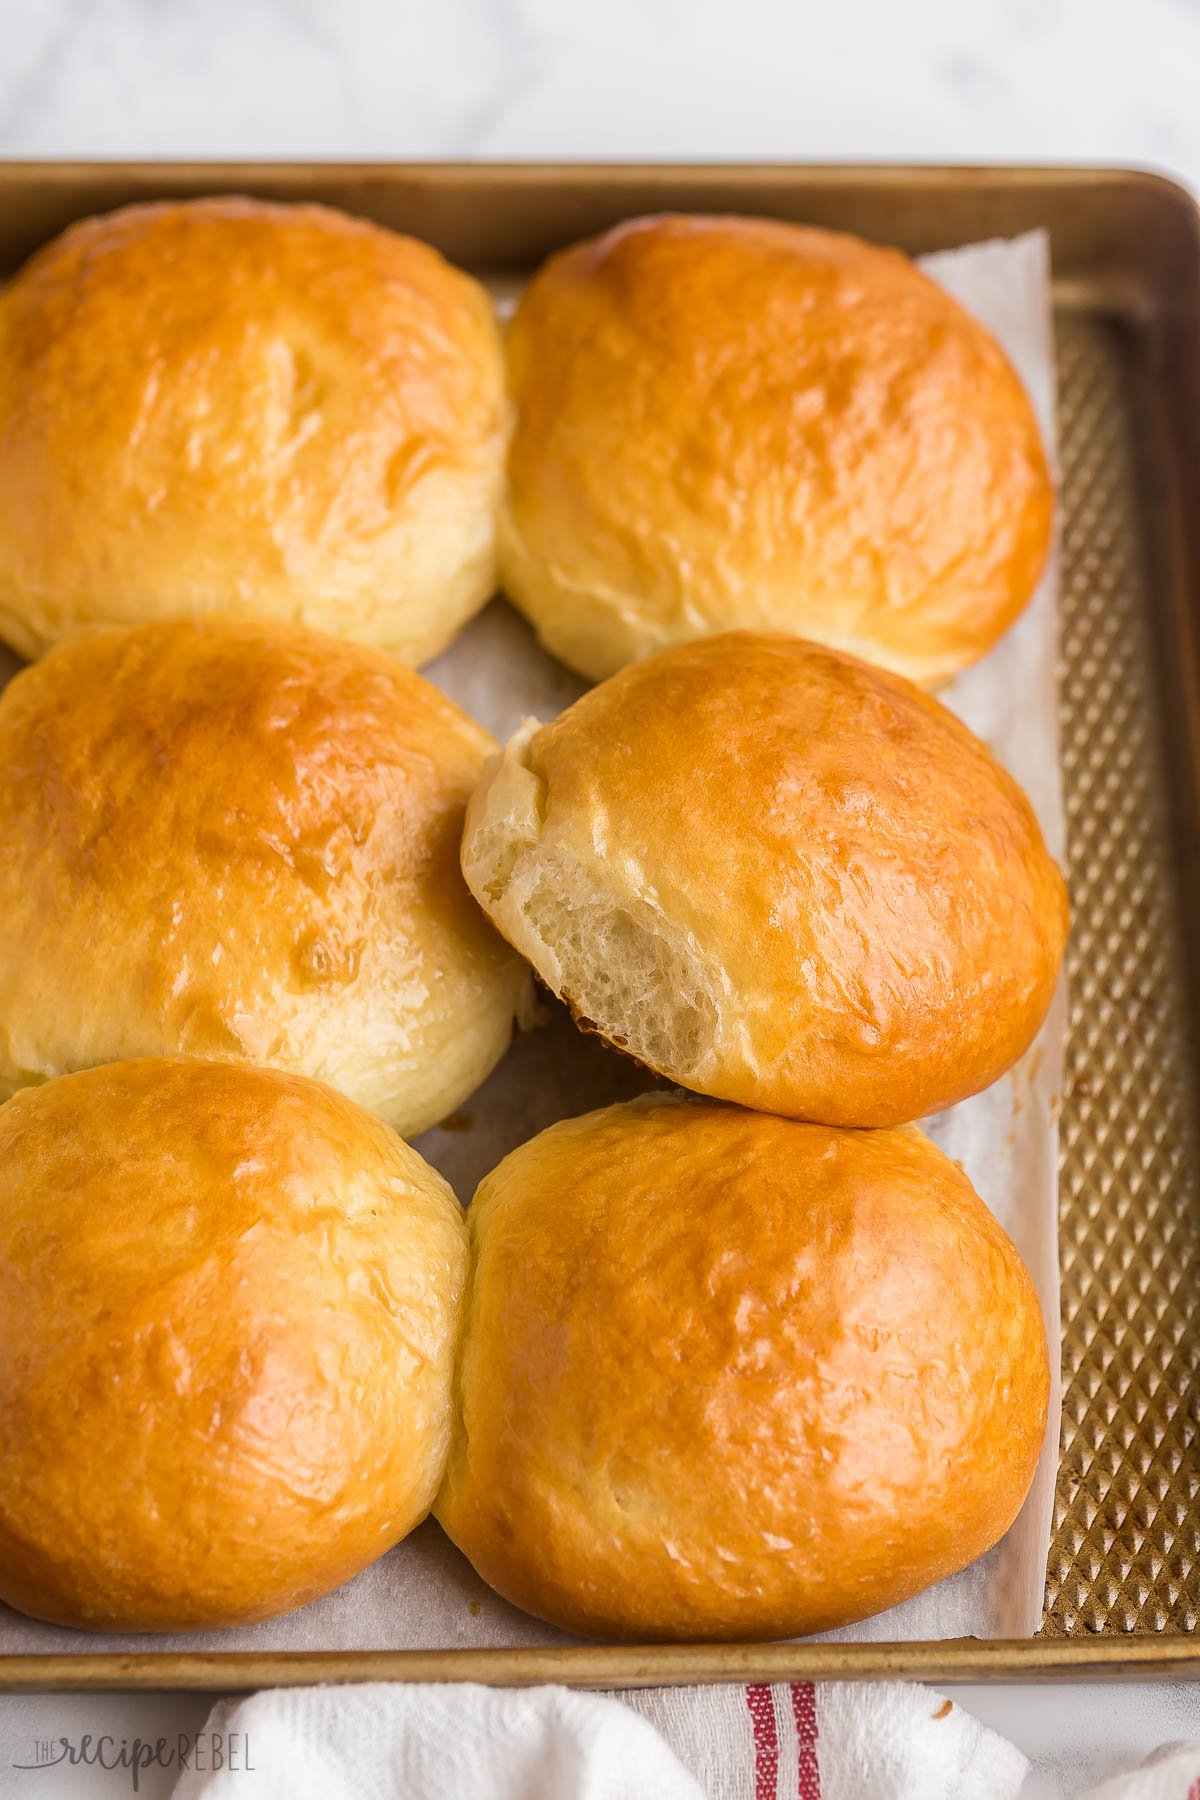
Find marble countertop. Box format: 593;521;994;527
2;0;1199;188
1;2;1198;1795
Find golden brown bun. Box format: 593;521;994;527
436;1096;1050;1641
0;1057;468;1631
462;633;1067;1127
0;197;507;663
0;617;530;1136
500;213;1052;685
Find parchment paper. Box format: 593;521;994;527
0;232;1063;1655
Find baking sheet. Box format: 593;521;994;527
0;231;1064;1656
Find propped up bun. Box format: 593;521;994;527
461;632;1067;1127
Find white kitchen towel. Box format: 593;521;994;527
171;1680;1030;1800
1079;1742;1200;1800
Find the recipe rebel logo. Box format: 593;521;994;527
14;1729;255;1791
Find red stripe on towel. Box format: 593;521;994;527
745;1683;780;1799
790;1683;821;1799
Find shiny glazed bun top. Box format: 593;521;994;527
0;197;507;663
462;632;1068;1127
500;213;1052;685
0;1057;468;1632
436;1096;1050;1642
0;617;530;1137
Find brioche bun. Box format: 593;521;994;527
436;1096;1050;1641
0;1057;467;1631
0;197;507;663
0;617;529;1136
500;213;1052;685
462;632;1067;1127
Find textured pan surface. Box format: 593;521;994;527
1048;309;1200;1635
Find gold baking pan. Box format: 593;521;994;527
0;162;1195;1689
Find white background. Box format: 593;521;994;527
1;1;1199;1795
